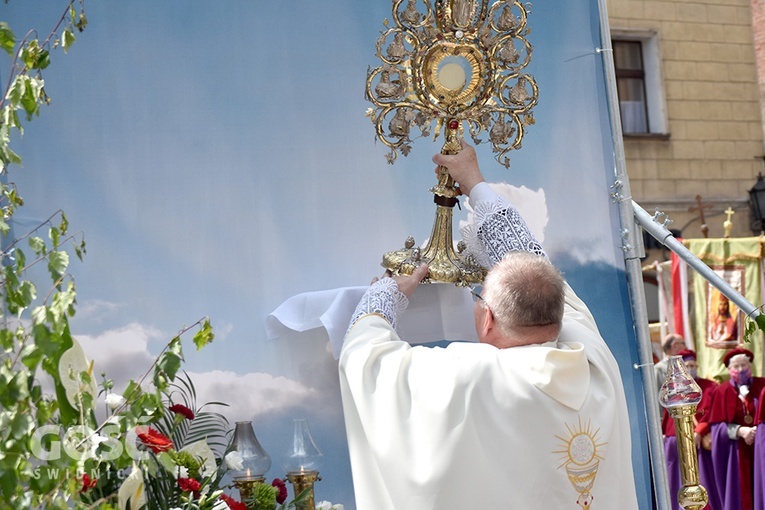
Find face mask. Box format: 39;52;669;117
730;368;752;386
688;368;698;380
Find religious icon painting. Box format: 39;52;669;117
705;266;744;349
554;417;605;509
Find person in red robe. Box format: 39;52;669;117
706;347;765;510
662;349;717;510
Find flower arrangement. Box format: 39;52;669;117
40;332;314;510
62;334;234;510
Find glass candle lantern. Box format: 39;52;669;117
659;356;708;510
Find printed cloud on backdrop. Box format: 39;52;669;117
459;183;549;242
76;322;319;422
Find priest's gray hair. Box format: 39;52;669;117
483;251;565;335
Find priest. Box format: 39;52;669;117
338;141;639;509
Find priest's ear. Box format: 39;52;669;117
477;302;495;339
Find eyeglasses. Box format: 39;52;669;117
470;285;484;303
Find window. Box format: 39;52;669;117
614;40;648;133
611;30;668;137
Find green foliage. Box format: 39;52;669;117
193;318;214;351
0;22;16;56
744;310;765;344
0;4;236;510
246;486;312;510
0;2;85;171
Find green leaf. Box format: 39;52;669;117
13;246;26;272
0;329;13;351
28;236;46;256
32;49;50;70
6;76;24;108
755;313;765;332
74;238;86;261
19;344;43;372
59;212;69;236
31;305;49;326
10;411;34;440
76;12;88;32
21;40;40;69
0;23;15;56
5;278;36;315
47;250;69;281
156;338;183;386
0;142;21;168
49;225;60;247
62;28;75;53
20;77;41;119
193;319;214;351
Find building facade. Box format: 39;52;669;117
606;0;765;240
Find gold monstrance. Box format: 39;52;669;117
366;0;538;285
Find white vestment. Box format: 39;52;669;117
339;184;638;509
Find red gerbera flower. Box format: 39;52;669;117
168;403;195;420
219;493;247;510
79;473;97;493
272;478;288;504
178;477;202;493
135;426;174;453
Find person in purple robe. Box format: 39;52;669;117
754;381;765;509
707;347;765;510
662;349;717;510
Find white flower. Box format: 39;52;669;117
105;393;126;410
180;439;217;478
225;451;244;471
87;433;109;458
211;499;229;510
118;466;146;510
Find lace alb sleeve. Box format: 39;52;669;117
347;277;409;331
460;190;546;268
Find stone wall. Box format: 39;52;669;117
606;0;764;240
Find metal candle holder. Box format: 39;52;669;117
287;470;321;510
233;476;265;507
659;355;708;510
665;406;709;510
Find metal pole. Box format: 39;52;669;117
633;202;762;319
595;2;671;507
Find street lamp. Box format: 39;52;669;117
747;173;765;233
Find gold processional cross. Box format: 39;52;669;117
365;0;538;285
723;207;735;239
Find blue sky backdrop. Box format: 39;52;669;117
4;1;655;507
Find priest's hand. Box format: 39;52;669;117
432;140;485;197
393;264;429;298
738;425;756;445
